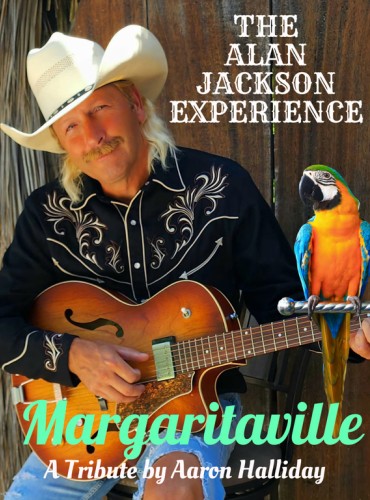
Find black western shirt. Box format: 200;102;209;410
0;147;302;391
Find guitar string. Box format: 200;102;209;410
138;314;364;383
164;314;363;366
147;314;363;371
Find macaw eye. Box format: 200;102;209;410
317;171;333;181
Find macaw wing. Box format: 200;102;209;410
359;220;370;297
294;222;313;300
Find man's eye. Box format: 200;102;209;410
66;124;76;133
94;105;107;112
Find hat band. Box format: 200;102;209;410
48;84;94;120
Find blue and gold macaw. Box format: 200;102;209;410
294;165;370;436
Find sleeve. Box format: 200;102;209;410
0;193;80;386
232;171;304;324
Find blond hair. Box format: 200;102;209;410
59;81;176;203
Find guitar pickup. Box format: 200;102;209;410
152;336;176;381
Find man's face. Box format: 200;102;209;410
52;84;149;198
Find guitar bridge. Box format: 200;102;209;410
152;336;176;381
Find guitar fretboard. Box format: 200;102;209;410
169;313;365;374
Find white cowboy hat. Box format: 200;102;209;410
0;24;167;153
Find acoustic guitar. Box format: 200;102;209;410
11;280;364;480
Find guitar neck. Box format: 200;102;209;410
171;312;366;373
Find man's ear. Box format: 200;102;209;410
130;86;146;124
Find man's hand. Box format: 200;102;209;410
68;337;149;403
350;318;370;360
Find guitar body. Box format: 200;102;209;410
12;280;242;480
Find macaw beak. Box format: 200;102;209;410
299;173;323;206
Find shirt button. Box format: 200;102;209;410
134;262;141;269
130;219;137;226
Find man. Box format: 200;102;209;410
0;25;368;499
351;322;370;359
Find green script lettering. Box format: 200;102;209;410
23;400;66;445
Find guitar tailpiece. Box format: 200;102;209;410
11;386;25;405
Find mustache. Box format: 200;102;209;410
83;137;123;163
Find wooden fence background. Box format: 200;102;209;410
1;0;369;498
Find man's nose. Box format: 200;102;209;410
83;117;105;147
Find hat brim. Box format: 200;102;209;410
0;25;167;154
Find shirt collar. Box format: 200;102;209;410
150;149;186;192
78;148;186;205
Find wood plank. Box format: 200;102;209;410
71;0;147;45
273;1;370;498
279;354;370;499
273;0;370;244
150;0;272;201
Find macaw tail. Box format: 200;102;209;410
319;314;350;437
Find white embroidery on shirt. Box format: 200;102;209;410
159;166;228;257
106;242;125;273
179;237;224;279
44;192;107;268
150;237;166;269
44;332;63;372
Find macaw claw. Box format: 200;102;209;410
347;295;361;316
307;294;320;320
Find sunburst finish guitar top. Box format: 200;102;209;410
13;280;360;480
12;280;243;479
